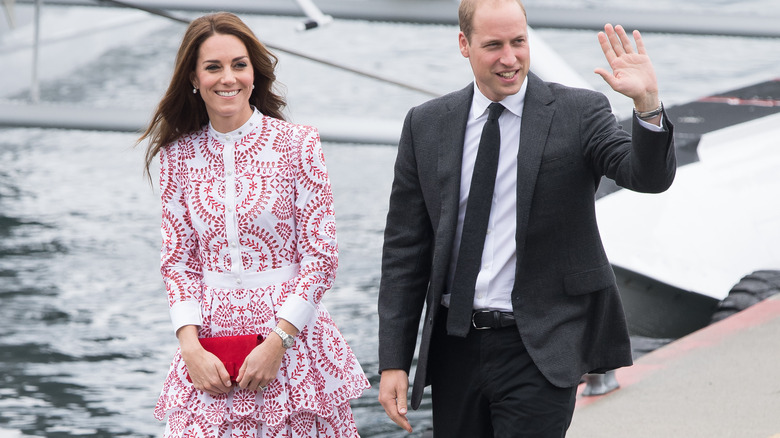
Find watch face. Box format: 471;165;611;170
275;327;294;348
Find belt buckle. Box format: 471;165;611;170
471;310;493;330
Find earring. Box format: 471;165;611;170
252;84;255;90
192;87;198;94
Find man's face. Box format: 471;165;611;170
459;0;530;102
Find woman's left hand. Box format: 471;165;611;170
236;320;298;391
235;336;286;391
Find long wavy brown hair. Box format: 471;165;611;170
139;12;286;181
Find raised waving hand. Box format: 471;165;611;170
594;24;660;113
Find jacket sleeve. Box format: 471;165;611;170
582;91;676;193
377;107;435;373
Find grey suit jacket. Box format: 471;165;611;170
378;72;676;409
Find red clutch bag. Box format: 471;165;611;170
186;334;264;383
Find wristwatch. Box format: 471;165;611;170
635;102;664;121
272;326;295;349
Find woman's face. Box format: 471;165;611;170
192;33;255;133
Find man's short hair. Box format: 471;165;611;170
458;0;527;42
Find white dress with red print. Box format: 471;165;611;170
154;109;369;438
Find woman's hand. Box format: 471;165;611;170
235;336;286;391
236;320;299;391
177;325;233;396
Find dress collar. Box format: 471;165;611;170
208;108;263;144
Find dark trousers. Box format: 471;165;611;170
429;309;577;438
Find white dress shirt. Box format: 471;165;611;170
444;79;528;313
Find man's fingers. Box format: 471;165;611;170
633;29;648;55
593;68;620;93
597;31;616;65
394;391;412;433
605;23;625;55
395;386;408;415
380;398;412;433
615;25;635;54
593;68;612;83
378;370;413;433
397;416;413;433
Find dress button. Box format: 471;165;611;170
226;170;233;176
236;278;242;285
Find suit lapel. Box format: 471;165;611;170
515;73;555;271
431;85;472;297
438;85;472;225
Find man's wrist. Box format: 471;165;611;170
633;91;660;113
635;102;664;121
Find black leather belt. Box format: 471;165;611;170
471;309;516;330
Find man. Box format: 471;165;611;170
377;0;675;436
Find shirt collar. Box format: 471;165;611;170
470;76;528;120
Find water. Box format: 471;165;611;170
1;1;779;437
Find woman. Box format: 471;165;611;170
139;12;369;438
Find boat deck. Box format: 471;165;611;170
569;294;780;437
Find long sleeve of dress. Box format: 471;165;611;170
159;140;204;333
275;125;338;331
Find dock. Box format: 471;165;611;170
0;101;402;145
569;294;780;437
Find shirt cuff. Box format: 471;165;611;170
170;300;202;334
636;113;665;132
277;294;316;331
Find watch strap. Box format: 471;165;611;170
272;326;294;348
635;102;664;120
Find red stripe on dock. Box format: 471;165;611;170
698;96;780;107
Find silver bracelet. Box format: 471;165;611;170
635;102;664;120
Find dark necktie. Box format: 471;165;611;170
447;102;505;337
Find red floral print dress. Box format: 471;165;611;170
153;110;369;438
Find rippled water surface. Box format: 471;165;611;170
1;1;779;436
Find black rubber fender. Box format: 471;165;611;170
710;270;780;323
